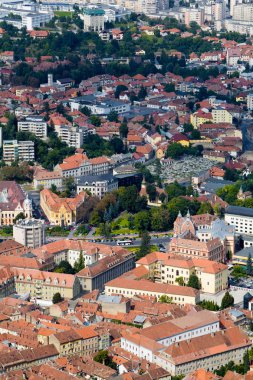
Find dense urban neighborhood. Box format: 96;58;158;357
2;0;253;379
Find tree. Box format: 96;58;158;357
14;212;25;223
107;110;118;122
197;202;213;215
247;253;253;276
81;106;91;116
138;86;147;100
191;129;201;139
159;295;172;303
119;122;129;138
221;291;234;310
146;183;157;202
134;211;150;231
175;276;184;286
74;253;85;273
167;143;185;159
52;292;63;304
115;84;128;98
243;351;250;374
94;350;117;370
54;260;75;274
137;231;151;259
187;273;200;289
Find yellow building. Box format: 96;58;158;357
136;252;228;294
13;268;81;300
190;111;213;128
49;329;83;356
40;189;87;226
212;108;233;124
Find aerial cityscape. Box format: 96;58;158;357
1;0;253;378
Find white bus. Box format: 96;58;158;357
116;239;132;246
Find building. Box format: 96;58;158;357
49;329;83;356
76;174;118;198
13;268;81;300
3;140;35;163
13;218;45;248
55;125;95;148
137;252;228;294
233;3;253;22
17;115;47;139
184;8;204;26
0;181;32;225
225;205;253;236
105;278;200;305
80;8;105;32
247;93;253;110
212;108;233;124
169;236;224;262
40;189;87;226
76;250;135;292
70;95;130;115
33;168;63;190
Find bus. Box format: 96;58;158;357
116;239;132;246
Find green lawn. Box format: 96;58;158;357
46;226;70;237
127;245;159;254
54;11;73;17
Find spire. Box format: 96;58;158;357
178;210;182;218
239;185;243;194
186;209;190;218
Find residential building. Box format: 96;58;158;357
0;181;32;225
70;95;130;115
212;108;233;124
247;93;253;110
17;115;47;139
40;189;87;226
80;8;105;32
76;250;135;292
3;140;35;163
225;205;253;236
184;8;204;26
137;252;228;294
76;174;118;198
13;268;81;300
13;218;45;248
49;329;82;356
55;125;94;148
233;3;253;22
105;278;200;305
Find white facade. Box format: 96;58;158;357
3;140;35;163
18;116;47;139
225;206;253;235
76;175;118;198
247;93;253;110
13;218;45;248
55;125;95;148
80;9;105;32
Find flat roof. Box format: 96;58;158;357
225;205;253;218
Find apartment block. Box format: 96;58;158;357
33;168;63;190
55;125;94;148
13;218;45;248
3;140;35;163
212;108;233;124
225;205;253;236
17;115;47;139
81;8;105;32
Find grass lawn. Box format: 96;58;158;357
54;11;73;17
46;226;70;237
127;245;159;254
111;212;138;235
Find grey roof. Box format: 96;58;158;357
76;173;116;185
98;295;122;304
225;205;253;218
133;315;146;324
234;247;253;258
200;178;234;194
229;309;244;318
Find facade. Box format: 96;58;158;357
212;108;233;124
247;93;253;110
81;8;105;32
13;268;81;300
0;181;32;225
225;205;253;236
70;95;131;115
49;329;83;356
55;125;94;149
17;115;47;139
3;140;35;163
137;252;228;294
33;168;63;190
76;174;118;198
76;250;135;292
13;218;45;248
169;236;224;262
40;189;87;226
105;278;200;305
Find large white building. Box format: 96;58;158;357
247;93;253;110
3;140;35;163
55;125;95;149
70;95;131;116
80;8;105;32
76;174;118;198
225;205;253;236
18;115;47;139
13;218;45;248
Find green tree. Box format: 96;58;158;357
107;110;118;122
90;115;101;127
243;351;250;374
52;292;63;304
187;273;200;289
197;202;213;215
138;86;147;100
167;143;185;159
175;276;184;286
159;295;173;303
54;260;75;274
14;212;25;223
247;253;253;276
146;183;157;202
94;350;117;370
137;231;151;259
115;84;128;98
221;291;234;310
74;252;85;273
134;211;150;231
119;122;129;138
